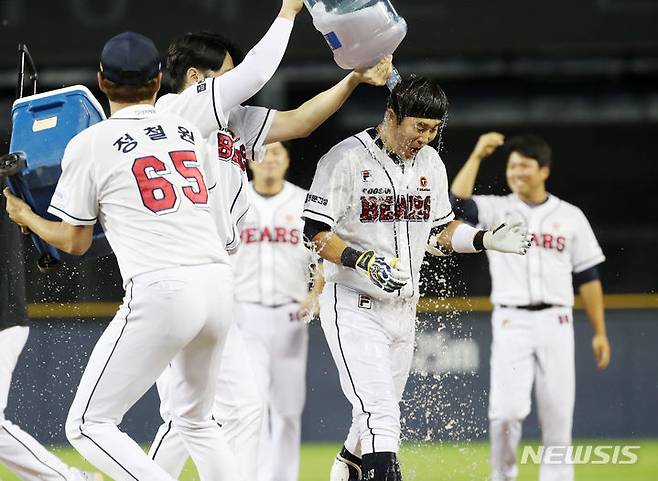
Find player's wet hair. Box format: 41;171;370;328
167;32;244;92
386;75;448;122
505;135;552;167
100;77;159;103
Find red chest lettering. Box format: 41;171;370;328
359;194;431;222
241;227;300;245
216;132;246;171
531;232;567;252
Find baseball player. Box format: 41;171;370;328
4;32;245;481
302;76;532;481
0;185;101;481
233;141;323;481
450;132;611;481
149;14;392;480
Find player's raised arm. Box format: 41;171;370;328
265;56;394;143
450;132;505;199
214;0;304;113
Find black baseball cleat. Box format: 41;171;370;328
330;446;363;481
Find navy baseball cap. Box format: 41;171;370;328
100;32;161;85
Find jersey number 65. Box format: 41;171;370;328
132;150;208;215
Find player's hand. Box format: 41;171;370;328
3;187;33;233
297;293;320;323
279;0;304;19
355;250;410;292
592;333;610;369
353;56;393;87
483;222;532;255
470;132;505;161
426;234;450;257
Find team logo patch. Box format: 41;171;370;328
196;82;207;93
361;170;371;182
420;176;428;188
358;294;372;309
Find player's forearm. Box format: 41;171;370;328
216;17;294;112
450;154;483;199
311;231;349;266
579;280;607;336
266;74;360;143
23;212;91;255
310;263;325;296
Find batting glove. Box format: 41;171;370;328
355;250;410;292
483;222;532;255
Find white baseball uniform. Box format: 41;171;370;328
303;128;455;455
151;83;278;481
232;180;313;481
466;193;605;481
48;104;239;481
0;326;98;481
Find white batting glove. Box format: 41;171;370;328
426;235;450;257
355;250;410;292
483;222;532;255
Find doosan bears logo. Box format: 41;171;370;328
216;129;247;171
360;194;431;222
531;232;566;252
241;226;301;245
361;170;371;182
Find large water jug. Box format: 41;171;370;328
305;0;407;71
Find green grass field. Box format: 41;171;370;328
1;440;656;480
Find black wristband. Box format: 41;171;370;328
473;230;487;251
341;246;363;269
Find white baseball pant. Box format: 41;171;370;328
0;326;89;481
150;322;265;481
235;301;309;481
488;306;575;481
320;283;416;456
65;263;239;481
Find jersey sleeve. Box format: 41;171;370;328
158;78;228;136
432;157;455;227
47;133;98;226
570;208;606;273
471;195;500;229
302;146;355;228
230;105;277;161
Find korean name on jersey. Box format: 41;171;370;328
303;129;454;301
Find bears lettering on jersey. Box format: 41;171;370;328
241;226;301;245
216;130;247;171
531;232;566;252
360;194;431;223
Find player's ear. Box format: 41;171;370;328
154;73;163;94
540;165;550;180
186;67;203;85
97;72;106;93
384;108;399;128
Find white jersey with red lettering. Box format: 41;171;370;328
303;128;455;302
230;181;313;481
233;181;312;306
156;79;277;252
49;105;240;481
466;192;605;481
471;193;605;307
152;82;278;481
47;104;227;286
